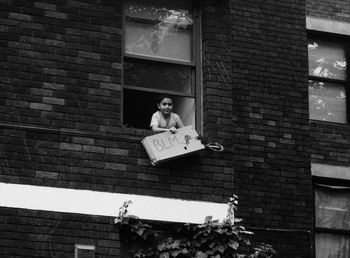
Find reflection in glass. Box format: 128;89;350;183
125;0;193;62
316;233;350;258
124;58;193;94
309;80;346;123
308;40;347;80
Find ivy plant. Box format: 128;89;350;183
116;196;276;258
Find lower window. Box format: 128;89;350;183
315;184;350;258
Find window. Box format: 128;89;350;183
74;244;95;258
314;184;350;258
308;35;348;123
123;0;201;130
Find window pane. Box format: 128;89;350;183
124;58;193;94
308;39;347;80
309;80;347;123
316;233;350;258
315;186;350;230
125;0;193;62
124;90;195;129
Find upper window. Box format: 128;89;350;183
314;184;350;258
308;36;348;123
123;0;200;130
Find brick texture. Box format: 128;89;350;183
230;0;311;223
0;125;234;201
229;0;313;257
307;0;350;21
0;0;122;131
0;207;119;257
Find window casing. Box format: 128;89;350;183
74;244;95;258
122;0;201;130
314;184;350;258
308;34;349;123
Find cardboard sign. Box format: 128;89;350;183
141;126;205;165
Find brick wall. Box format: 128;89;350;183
1;0;122;132
230;0;313;257
0;0;236;204
0;124;237;202
0;207;118;257
307;0;350;21
310;122;350;166
0;0;316;257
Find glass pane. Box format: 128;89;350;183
124;58;193;94
315;233;350;258
315;186;350;230
125;0;193;62
124;90;195;129
308;39;347;80
309;80;347;123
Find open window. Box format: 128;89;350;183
308;34;349;123
123;0;201;130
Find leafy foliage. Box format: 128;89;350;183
116;196;276;258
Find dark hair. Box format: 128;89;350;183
156;94;173;104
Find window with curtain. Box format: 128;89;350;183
314;185;350;258
308;36;348;123
123;0;200;130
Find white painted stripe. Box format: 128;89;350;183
0;183;227;224
306;16;350;36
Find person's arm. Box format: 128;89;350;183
176;117;184;128
151;125;174;133
175;114;184;128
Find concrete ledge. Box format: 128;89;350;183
307;16;350;36
311;163;350;180
0;183;227;224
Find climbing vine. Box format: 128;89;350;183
116;196;276;258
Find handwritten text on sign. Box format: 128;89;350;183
142;126;205;165
152;134;195;152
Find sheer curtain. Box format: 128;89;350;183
315;185;350;258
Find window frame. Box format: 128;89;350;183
121;0;202;131
307;31;350;124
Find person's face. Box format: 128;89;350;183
157;98;173;115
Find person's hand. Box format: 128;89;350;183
169;127;177;134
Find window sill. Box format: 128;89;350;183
310;119;349;127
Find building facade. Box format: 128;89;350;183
0;0;349;257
